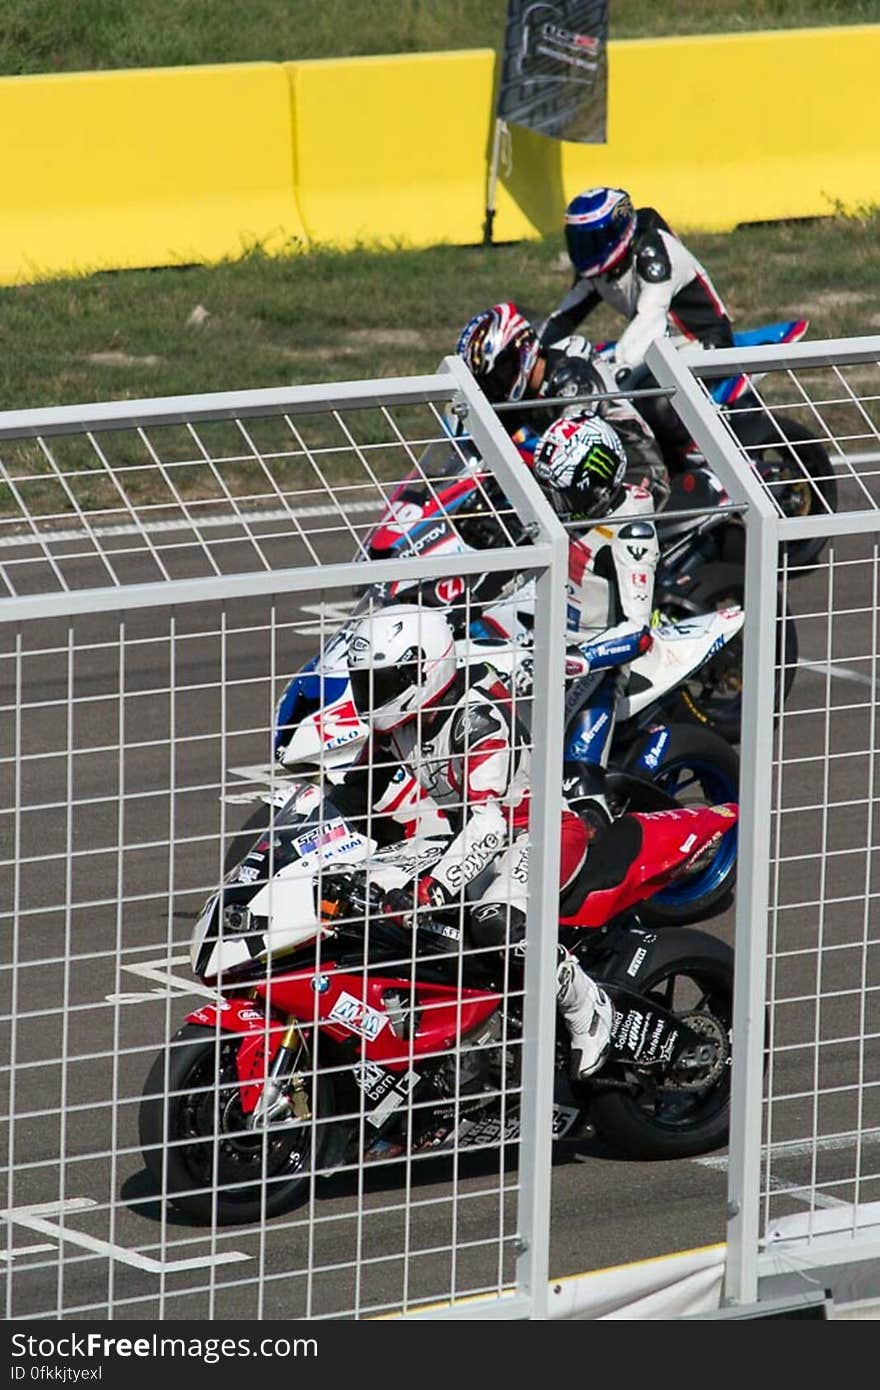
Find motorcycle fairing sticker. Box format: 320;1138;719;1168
453;1104;580;1148
638;727;670;771
354;1061;420;1127
294;819;363;862
328;991;389;1041
565;704;612;761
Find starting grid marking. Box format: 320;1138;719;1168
797;659;876;689
105;955;221;1008
297;598;359;636
0;502;382;549
693;1127;880;1211
1;1200;250;1274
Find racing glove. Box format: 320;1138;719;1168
381;876;450;929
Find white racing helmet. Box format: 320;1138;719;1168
347;604;458;732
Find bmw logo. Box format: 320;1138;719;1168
311;975;330;993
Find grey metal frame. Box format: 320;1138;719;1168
647;333;880;1312
0;356;569;1319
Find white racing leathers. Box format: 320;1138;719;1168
338;665;537;900
561;484;660;795
333;665;613;1077
544;210;732;370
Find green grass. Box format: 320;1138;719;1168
0;0;878;74
1;210;877;415
1;209;875;520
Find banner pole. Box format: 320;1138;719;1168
483;117;507;246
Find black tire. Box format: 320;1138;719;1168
616;723;739;927
589;930;734;1160
139;1024;338;1225
732;412;837;573
656;561;798;743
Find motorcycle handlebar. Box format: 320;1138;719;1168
319;867;384;921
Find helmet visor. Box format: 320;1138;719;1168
565;222;617;275
482;341;524;403
350;662;416;715
545;478;623;525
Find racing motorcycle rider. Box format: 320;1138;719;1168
540;187;734;467
530;412;660;828
335;602;614;1081
455;300;664;497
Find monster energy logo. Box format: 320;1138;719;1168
585;443;617;479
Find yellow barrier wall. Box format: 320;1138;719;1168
286;51;536;248
556;26;880;233
290;25;880;246
0;63;306;286
0;27;876;284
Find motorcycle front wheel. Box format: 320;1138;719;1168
589;930;734;1160
139;1024;338;1225
657;560;798;743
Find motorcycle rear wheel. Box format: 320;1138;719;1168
731;412;837;573
139;1024;337;1225
589;930;734;1160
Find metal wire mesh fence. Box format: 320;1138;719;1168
0;363;574;1320
650;335;880;1312
3;332;812;1322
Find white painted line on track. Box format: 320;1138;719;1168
693;1127;880;1207
298;598;359;635
223;762;309;807
105;954;221;1007
798;659;876;688
697;1127;880;1165
764;1179;847;1209
0;500;382;548
1;1199;250;1273
0;1243;56;1262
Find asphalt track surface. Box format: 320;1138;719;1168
3;521;879;1320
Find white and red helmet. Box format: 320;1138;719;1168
456;301;540;403
347;605;458;732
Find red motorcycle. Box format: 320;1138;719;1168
139;784;738;1225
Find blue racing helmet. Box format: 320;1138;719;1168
564;188;637;278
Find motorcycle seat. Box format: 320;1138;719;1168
559;815;643;919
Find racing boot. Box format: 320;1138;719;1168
561;761;614;840
556;949;614;1080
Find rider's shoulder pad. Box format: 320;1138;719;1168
450;699;505;751
635;233;672;284
617;520;656;540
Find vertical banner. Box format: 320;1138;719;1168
485;1;609;241
497;0;609;143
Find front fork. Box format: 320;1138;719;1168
184;998;311;1123
244;1019;312;1129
